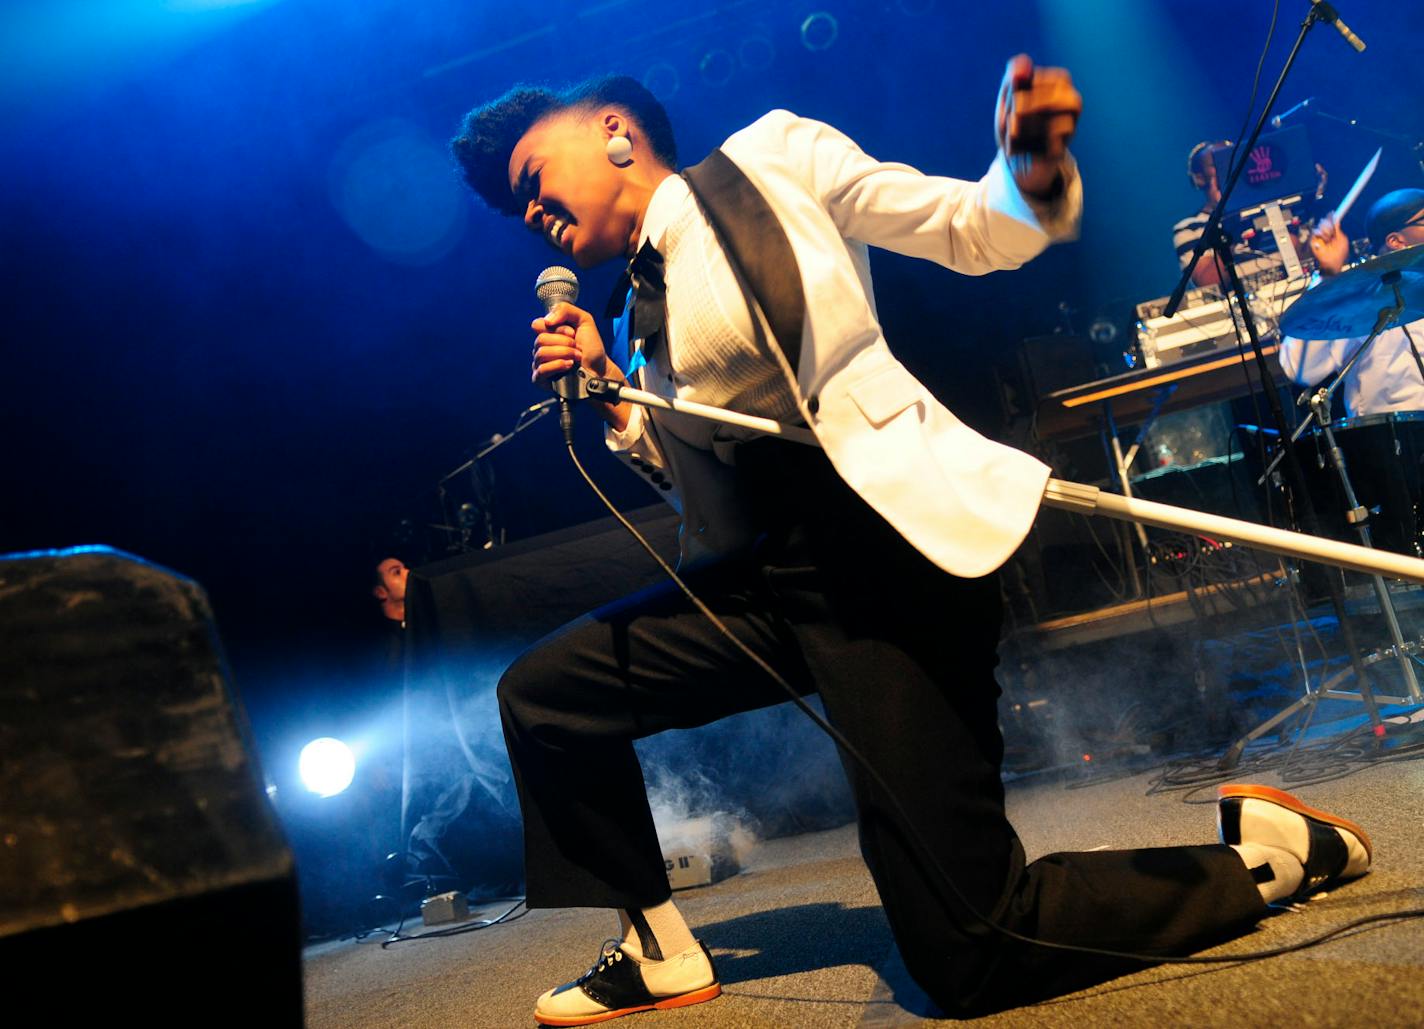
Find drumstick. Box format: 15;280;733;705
1334;147;1381;223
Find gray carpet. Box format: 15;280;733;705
303;744;1424;1028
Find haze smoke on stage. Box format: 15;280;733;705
645;766;759;874
997;550;1424;781
637;696;855;843
399;655;855;897
1004;613;1254;777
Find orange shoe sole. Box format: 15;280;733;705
1218;783;1373;863
535;983;722;1027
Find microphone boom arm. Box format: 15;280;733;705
583;378;1424;585
584;376;819;445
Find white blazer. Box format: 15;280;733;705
608;110;1082;578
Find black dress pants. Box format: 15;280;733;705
497;441;1267;1014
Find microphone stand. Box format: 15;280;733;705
578;375;1424;582
1162;0;1386;756
1304;105;1424;179
438;398;560;486
583;376;818;445
1165;2;1339;320
579;369;1424;768
434;398;560;551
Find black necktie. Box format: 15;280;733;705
604;240;667;356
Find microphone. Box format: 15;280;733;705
534;265;582;444
1270;97;1314;129
1312;1;1366;53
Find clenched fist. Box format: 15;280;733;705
996;54;1082;200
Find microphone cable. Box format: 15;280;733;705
562;440;1424;968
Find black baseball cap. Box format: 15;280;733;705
1366;188;1424;251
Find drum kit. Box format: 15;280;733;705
1217;243;1424;762
1275;243;1424;552
1167;244;1424;544
1278;243;1424;341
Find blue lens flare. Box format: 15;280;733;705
329;119;469;266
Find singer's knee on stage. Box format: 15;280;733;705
495;636;589;742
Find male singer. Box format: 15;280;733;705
451;61;1372;1023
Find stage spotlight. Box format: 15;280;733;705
800;12;838;52
299;737;356;798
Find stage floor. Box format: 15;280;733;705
303;729;1424;1028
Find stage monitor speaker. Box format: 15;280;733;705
1018;334;1098;404
0;546;302;1024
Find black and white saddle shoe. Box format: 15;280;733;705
533;938;721;1027
1218;784;1373;899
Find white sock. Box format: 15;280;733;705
1231;842;1304;903
618;899;696;962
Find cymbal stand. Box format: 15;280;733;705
1262;272;1414;478
1154;0;1392;767
1223;276;1422;767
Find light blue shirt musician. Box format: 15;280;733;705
1279;189;1424;416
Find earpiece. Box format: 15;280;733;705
606;135;633;167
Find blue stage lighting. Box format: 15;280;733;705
163;0;274;10
1;0;280;105
299;737;356;797
329;119;468;266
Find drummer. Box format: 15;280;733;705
1279;188;1424;415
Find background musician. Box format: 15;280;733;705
372;556;409;627
1174;139;1327;289
1279;188;1424;415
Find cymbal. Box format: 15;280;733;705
1279;244;1424;339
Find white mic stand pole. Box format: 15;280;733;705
595;380;819;446
580;375;1424;587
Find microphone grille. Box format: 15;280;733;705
535;265;579;310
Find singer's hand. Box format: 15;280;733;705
532;302;632;431
1309;213;1351;277
531;302;614;384
995;54;1081;200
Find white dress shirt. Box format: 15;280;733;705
608;173;799;463
1279;318;1424;416
606;110;1081;576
